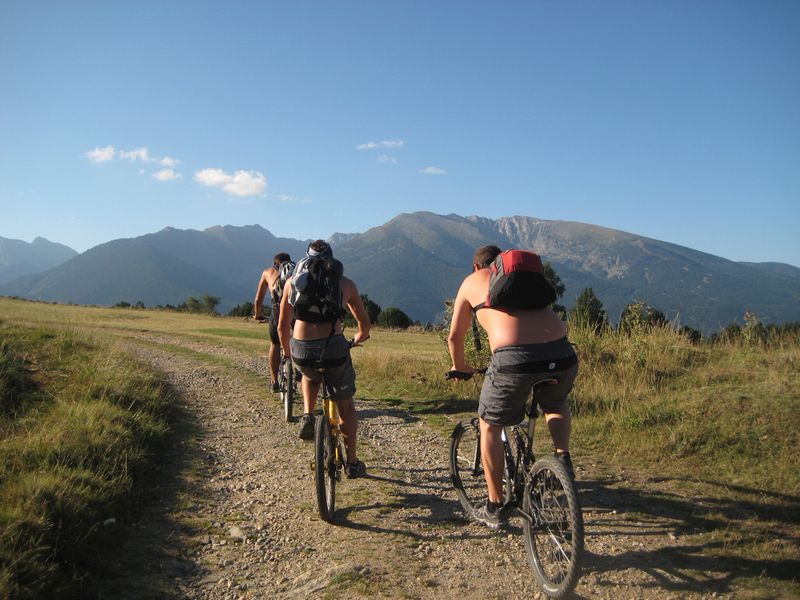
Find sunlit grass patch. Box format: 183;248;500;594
0;324;174;598
196;327;265;340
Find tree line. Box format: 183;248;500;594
114;293;418;329
111;262;798;339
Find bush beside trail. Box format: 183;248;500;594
0;325;175;599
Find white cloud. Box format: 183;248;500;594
357;139;405;150
86;145;116;163
153;169;181;181
378;154;398;164
194;168;231;187
420;166;446;175
194;168;267;197
119;147;154;162
160;156;180;167
270;193;312;204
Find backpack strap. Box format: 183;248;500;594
471;315;482;352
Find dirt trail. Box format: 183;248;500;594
105;334;735;599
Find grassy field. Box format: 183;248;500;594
0;312;175;598
2;296;797;489
1;296;798;597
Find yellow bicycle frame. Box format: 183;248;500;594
323;396;345;464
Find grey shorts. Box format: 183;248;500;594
479;337;578;427
290;334;356;401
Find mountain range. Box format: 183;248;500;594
2;213;799;333
0;236;78;285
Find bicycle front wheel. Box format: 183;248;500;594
449;418;485;518
522;455;584;598
314;414;336;522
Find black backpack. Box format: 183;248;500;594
289;254;345;323
485;249;556;310
271;260;296;305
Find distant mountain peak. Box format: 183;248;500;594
0;235;78;284
328;232;358;247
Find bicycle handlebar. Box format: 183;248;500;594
445;368;487;381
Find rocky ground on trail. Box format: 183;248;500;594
101;334;742;599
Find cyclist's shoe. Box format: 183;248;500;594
472;501;509;529
555;451;575;480
299;414;315;440
271;382;280;393
345;459;367;479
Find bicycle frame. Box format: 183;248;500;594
322;395;346;467
503;378;559;525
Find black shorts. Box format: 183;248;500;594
290;334;356;401
479;337;578;427
268;309;280;345
268;321;280;345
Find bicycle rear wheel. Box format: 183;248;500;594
314;414;336;522
281;359;295;422
522;455;583;598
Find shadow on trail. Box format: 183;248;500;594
330;461;487;542
89;380;208;599
333;459;799;597
358;395;479;417
577;476;800;596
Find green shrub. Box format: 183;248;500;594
378;307;413;329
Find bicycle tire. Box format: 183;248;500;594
281;359;294;422
522;455;584;598
449;419;483;518
449;419;514;518
314;413;336;522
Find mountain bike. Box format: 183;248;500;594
313;340;359;523
448;371;584;599
278;348;301;422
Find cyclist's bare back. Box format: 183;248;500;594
452;267;566;352
280;276;370;348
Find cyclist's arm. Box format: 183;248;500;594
277;278;293;357
343;277;370;346
253;269;270;319
447;280;477;373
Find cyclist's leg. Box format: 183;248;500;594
323;336;359;464
290;336;324;422
536;361;578;453
268;322;281;384
337;395;358;462
478;418;505;503
302;375;320;414
269;344;280;383
543;409;571;453
477;359;529;507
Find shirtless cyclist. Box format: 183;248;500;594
254;252;292;393
447;245;578;528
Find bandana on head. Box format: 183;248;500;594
307;242;332;260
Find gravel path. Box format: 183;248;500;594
108;334;732;599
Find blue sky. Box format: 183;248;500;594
1;1;798;266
